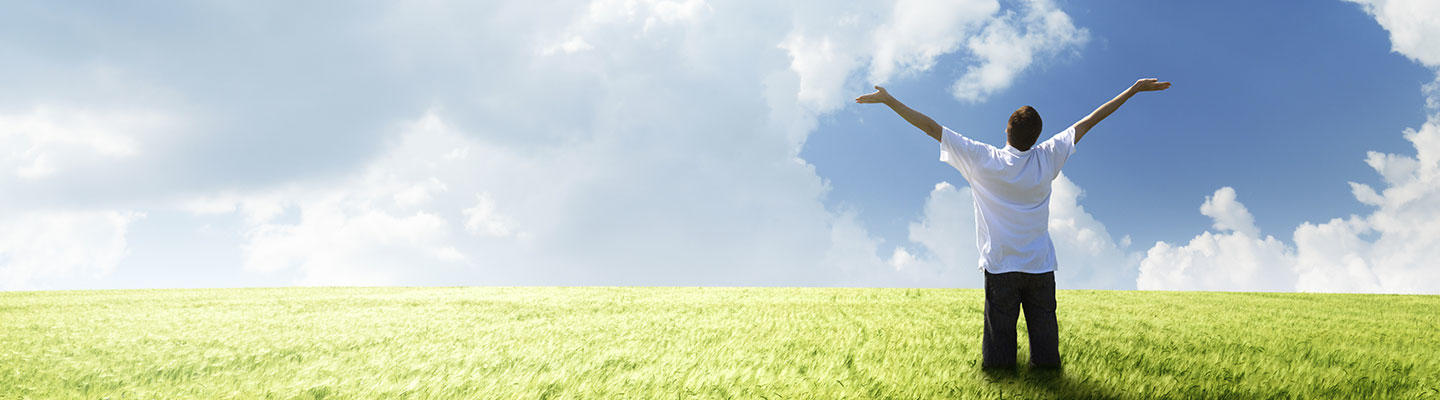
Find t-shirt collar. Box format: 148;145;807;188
1002;145;1028;156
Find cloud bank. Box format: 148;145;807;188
5;1;1436;294
0;0;1092;289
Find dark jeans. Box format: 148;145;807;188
982;270;1060;369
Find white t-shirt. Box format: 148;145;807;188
939;126;1077;274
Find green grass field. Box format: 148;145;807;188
1;287;1436;399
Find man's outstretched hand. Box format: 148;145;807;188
854;85;942;141
1073;77;1171;143
1131;78;1171;92
855;85;894;104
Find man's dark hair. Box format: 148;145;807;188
1007;106;1043;151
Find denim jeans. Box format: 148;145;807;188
982;270;1061;369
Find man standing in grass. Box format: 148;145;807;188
856;78;1171;369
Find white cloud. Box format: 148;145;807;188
780;33;862;111
394;178;447;208
1138;232;1297;292
899;181;982;287
198;114;483;286
950;0;1088;102
0;105;172;180
579;0;710;27
779;0;1088;110
243;207;465;286
1345;0;1440;68
1048;174;1141;289
541;35;595;55
868;0;1000;84
462;193;516;238
1139;121;1440;294
645;0;710;30
0;210;144;290
821;210;895;285
888;247;919;271
1292;115;1440;293
1137;187;1297;292
1198;187;1259;237
1291;216;1382;293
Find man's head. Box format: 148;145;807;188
1006;106;1042;151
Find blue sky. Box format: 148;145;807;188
2;0;1438;292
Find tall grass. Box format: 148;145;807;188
1;287;1435;399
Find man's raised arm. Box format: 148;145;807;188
1072;78;1171;144
855;86;942;142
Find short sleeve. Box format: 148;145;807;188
939;126;991;176
1034;126;1077;174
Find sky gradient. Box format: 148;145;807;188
2;0;1438;293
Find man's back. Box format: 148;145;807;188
940;126;1077;275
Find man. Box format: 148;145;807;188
855;78;1171;369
